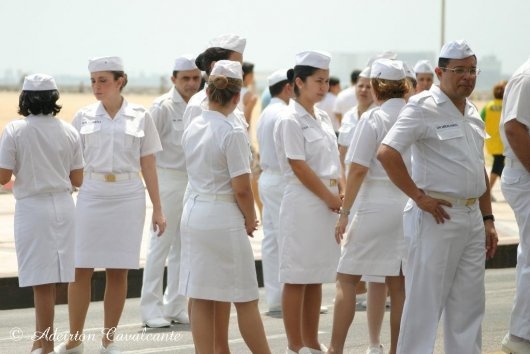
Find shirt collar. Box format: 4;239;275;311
170;86;186;104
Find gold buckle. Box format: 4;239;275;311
104;174;116;182
329;179;337;187
465;198;476;206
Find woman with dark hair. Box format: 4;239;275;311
180;60;270;353
329;59;411;354
0;74;83;354
56;57;165;354
274;51;342;354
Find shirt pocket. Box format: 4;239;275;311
302;127;325;156
79;121;102;147
434;123;466;160
172;117;185;131
124;122;145;151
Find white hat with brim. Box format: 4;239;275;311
267;69;289;86
295;50;331;70
173;55;198;71
359;66;371;79
367;51;398;67
208;34;246;54
370;59;406;80
404;62;416;80
210;60;243;80
439;40;475;59
88;56;124;73
22;73;57;91
414;60;434;74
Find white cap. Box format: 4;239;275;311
439;39;474;59
88;56;124;73
414;60;434;74
367;51;398;67
210;60;243;80
295;50;331;70
173;54;198;71
208;34;246;54
22;73;57;91
370;59;406;80
403;62;416;80
359;66;371;78
267;69;289;86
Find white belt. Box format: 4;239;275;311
84;172;140;182
505;157;525;170
288;177;338;187
191;192;235;202
425;191;478;207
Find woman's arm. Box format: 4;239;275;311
0;168;13;186
69;168;83;188
140;154;166;236
231;173;258;236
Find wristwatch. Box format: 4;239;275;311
482;214;495;222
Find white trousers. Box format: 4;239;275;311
258;170;285;309
397;201;485;354
140;168;188;322
502;166;530;340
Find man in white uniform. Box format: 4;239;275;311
499;57;530;353
256;68;292;314
333;70;360;126
377;40;498;354
414;59;435;93
140;55;201;328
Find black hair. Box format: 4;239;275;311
329;77;340;86
288;65;320;97
269;79;289;97
438;58;450;68
18;90;62;117
195;47;235;75
350;69;362;84
242;62;254;76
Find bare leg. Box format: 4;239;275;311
283;283;305;352
234;300;271;354
386;275;405;354
214;302;231;354
65;268;94;349
367;282;386;347
302;284;322;350
33;283;56;353
102;269;128;348
328;273;362;354
191;298;215;354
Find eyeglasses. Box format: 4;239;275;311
440;67;481;76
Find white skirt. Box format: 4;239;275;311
75;178;146;269
179;196;259;302
279;181;340;284
14;192;75;287
338;180;407;276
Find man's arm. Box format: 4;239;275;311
478;168;498;259
504;119;530;172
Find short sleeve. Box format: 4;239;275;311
279;118;305;160
140;111;163;157
346;118;377;167
382;105;426;153
503;76;530;127
0;124;16;170
69;126;84;170
224;129;252;178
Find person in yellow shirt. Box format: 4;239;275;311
481;80;508;195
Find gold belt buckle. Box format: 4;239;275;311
104;174;116;182
465;198;476;206
329;179;337;187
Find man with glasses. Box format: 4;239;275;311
377;40;498;354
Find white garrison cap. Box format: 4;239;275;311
439;40;475;59
208;34;246;54
22;73;57;91
210;60;243;80
403;62;416;80
295;50;331;70
367;51;398;67
359;66;371;79
414;60;434;74
370;59;406;80
173;55;198;71
88;56;124;73
267;69;289;86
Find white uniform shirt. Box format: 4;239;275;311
382;85;487;198
0;115;83;199
337;103;376;147
72;100;162;173
150;87;187;171
500;58;530;160
274;100;341;179
346;99;410;181
316;92;339;131
256;97;288;172
334;86;357;116
182;110;251;195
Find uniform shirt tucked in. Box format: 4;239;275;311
72;100;162;173
346;98;410;181
501;58;530;160
382;85;487;198
274;100;341;179
256;97;288;172
182;110;252;195
150;87;187;171
480;98;504;155
0;115;83;199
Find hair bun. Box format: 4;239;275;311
286;68;295;82
212;75;228;89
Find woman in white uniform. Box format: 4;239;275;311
274;51;342;354
328;59;410;354
180;60;270;354
56;57;165;354
0;74;83;354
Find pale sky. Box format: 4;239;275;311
0;0;528;81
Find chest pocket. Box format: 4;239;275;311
302;126;327;157
124;120;145;151
434;123;467;160
172;118;185;131
79;121;102;147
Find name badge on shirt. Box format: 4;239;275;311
435;122;463;140
79;119;102;134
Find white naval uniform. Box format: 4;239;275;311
337;104;376;149
500;58;530;341
256;97;288;309
316;92;339;132
72;100;162;269
382;85;487;354
140;87;188;322
338;99;409;276
274;100;341;284
334;86;357;118
179;110;258;302
0;115;83;286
